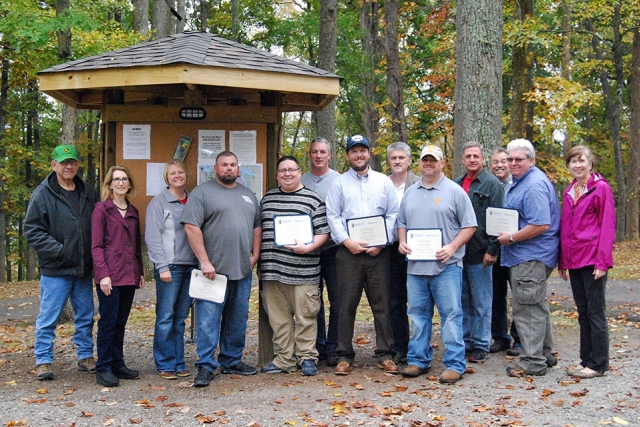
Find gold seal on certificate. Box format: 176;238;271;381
406;229;443;261
273;214;314;247
189;269;228;303
346;215;389;247
486;207;519;236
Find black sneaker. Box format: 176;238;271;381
36;364;54;381
260;363;287;374
113;365;139;379
489;341;510;353
546;352;558;368
194;367;214;387
507;344;522;356
96;371;119;387
326;353;338;367
220;361;258;376
468;348;488;363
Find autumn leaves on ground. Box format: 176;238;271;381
1;241;639;426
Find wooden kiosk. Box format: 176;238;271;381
38;31;340;228
38;31;340;365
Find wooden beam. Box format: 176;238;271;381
38;65;340;96
103;104;279;124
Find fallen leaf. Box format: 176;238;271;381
103;416;115;426
613;416;629;425
129;419;142;424
284;421;297;425
81;411;93;417
569;389;589;397
330;400;351;415
37;388;48;394
541;389;555;397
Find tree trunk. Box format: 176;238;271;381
231;0;239;41
152;0;173;39
453;0;503;178
57;0;77;148
317;0;338;167
360;0;383;171
560;0;572;154
383;0;408;143
507;0;533;142
176;0;186;33
200;1;209;32
626;27;640;239
132;0;149;36
0;59;8;282
585;12;626;241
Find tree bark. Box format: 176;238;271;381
383;0;408;143
152;0;174;39
507;0;534;142
133;0;149;36
626;27;640;239
360;0;383;171
585;12;626;241
317;0;338;167
453;0;503;178
560;0;572;154
0;59;8;282
231;0;239;41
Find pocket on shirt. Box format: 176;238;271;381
303;289;321;317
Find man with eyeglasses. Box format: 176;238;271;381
497;139;559;377
25;144;99;381
489;148;522;357
454;142;504;365
325;134;399;376
182;151;262;387
259;156;331;376
301;137;341;367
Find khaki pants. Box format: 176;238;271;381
262;281;320;370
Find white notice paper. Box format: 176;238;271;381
486;207;519;236
189;269;228;303
229;130;257;164
122;124;151;159
198;130;225;161
146;163;166;196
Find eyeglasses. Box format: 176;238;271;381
277;168;300;174
112;177;129;183
59;159;78;166
506;157;529;163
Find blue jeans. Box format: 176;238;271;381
195;274;252;373
316;246;339;356
407;265;466;374
35;275;94;365
462;262;493;352
153;265;195;372
96;285;136;372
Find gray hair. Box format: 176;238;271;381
310;136;332;152
461;141;483;155
506;138;536;159
386;141;412;159
490;147;508;158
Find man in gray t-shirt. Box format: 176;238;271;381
182;151;262;387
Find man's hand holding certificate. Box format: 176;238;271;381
189;269;227;303
346;215;388;247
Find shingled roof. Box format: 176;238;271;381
38;31;340;111
40;31;338;79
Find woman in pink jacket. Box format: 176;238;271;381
558;146;615;379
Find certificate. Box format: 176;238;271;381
273;214;313;247
486;207;519;236
189;269;227;303
405;229;442;261
346;215;388;247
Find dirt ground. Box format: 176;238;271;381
1;280;640;427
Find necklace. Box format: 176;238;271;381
114;202;128;211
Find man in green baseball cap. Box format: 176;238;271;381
24;144;99;381
51;144;80;163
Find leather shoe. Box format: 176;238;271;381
326;353;338;367
567;368;604;379
546;353;558;368
377;359;399;374
97;371;119;387
400;364;430;377
438;369;462;384
334;361;352;375
506;366;547;377
114;365;139;379
489;341;510;353
194;367;214;387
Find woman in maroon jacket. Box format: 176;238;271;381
92;165;145;387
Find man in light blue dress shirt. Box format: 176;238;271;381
325;135;399;376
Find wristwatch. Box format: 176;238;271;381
508;234;515;244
